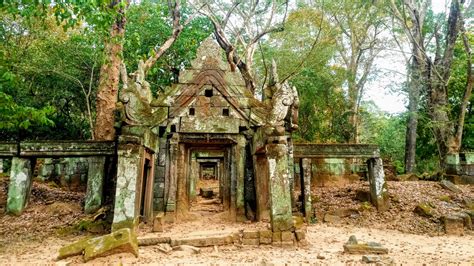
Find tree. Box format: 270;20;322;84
390;0;473;169
389;0;431;173
313;0;387;143
196;0;289;95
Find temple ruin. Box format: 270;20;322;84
0;38;391;236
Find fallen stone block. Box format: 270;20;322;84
83;228;138;262
443;215;465;235
414;203;434;217
57;237;95;260
343;235;388;255
439;180;462;194
58;228;138;262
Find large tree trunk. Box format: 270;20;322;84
94;11;126;141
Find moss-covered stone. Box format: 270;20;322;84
414;203;434;217
83;228;138;262
6;158;33;215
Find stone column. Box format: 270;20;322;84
287;137;296;209
235;136;246;220
7;157;34;215
301;158;313;222
165;137;178;216
266;144;293;232
176;143;188;217
0;158;3;174
189;153;198;201
367;157;388;211
112;144;142;232
84;156;106;214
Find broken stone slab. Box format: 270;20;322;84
156;243;172;254
343;235;388;255
57;228;138;262
439;180;462;194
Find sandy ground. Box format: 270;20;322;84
0;223;472;265
0;176;473;265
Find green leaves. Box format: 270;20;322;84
0;92;55;131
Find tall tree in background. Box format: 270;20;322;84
391;0;472;169
389;0;430;173
318;0;386;143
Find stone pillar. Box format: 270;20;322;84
367;157;388;211
235;136;246;220
189;153;198;201
254;154;270;221
301;158;313;222
0;158;3;174
84;156;106;214
445;153;460;175
7;157;34;215
266;144;293;232
112;144;142;232
176;143;188;217
153;138;167;212
287;137;296;209
166;139;178;214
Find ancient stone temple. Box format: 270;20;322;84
0;37;388;236
113;37;300;232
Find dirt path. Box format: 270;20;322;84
0;223;472;265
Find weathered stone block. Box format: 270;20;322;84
170;234;233;247
242;238;259;245
343;235;388;255
83;228;138;262
272;231;281;242
84;156;105;214
6;158;33;215
414;203;434;217
443;215;465;235
281;231;294;242
153;212;165;232
58;228;138;261
440;180;462;194
259;230;272;245
294;229;306;241
242;230;259;239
